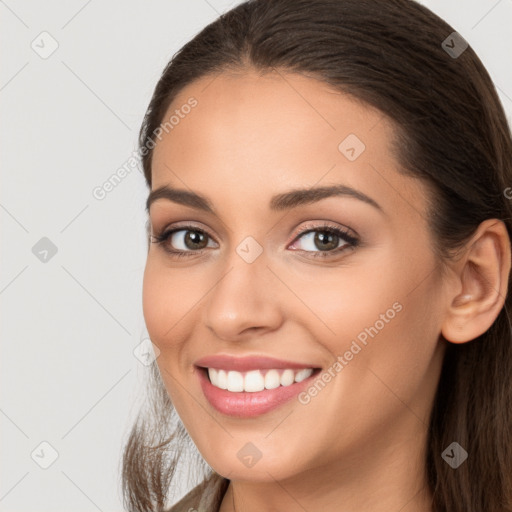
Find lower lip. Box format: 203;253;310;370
196;367;319;418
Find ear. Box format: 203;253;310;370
441;219;511;344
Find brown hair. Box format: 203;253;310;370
122;0;512;510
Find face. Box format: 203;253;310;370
143;70;448;483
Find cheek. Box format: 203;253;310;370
142;257;207;341
142;262;166;344
297;252;442;382
287;260;406;349
332;268;444;413
142;260;189;350
142;262;195;406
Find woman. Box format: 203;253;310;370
122;0;512;510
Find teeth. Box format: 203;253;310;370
280;369;295;386
207;367;314;392
226;370;244;392
294;368;313;383
217;369;228;389
265;369;280;389
245;370;265;392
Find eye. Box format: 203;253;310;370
150;226;217;258
150;222;359;260
288;223;359;259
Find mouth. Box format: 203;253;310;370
194;355;322;418
200;366;319;392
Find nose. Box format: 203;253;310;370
203;250;284;341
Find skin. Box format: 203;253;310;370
142;69;510;511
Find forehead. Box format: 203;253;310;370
153;70;385;170
150;70;428;221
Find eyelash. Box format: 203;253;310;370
150;222;359;260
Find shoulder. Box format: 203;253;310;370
166;472;229;512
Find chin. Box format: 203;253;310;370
200;445;308;483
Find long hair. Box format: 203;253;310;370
122;1;512;510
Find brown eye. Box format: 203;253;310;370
289;225;358;258
180;230;209;250
166;229;213;251
311;231;340;251
295;229;347;252
151;226;217;257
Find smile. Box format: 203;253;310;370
194;354;322;418
207;367;314;392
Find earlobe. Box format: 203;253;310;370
441;219;511;344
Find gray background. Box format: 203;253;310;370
1;1;511;511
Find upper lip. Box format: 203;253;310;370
194;354;320;372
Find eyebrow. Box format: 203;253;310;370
146;184;383;214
